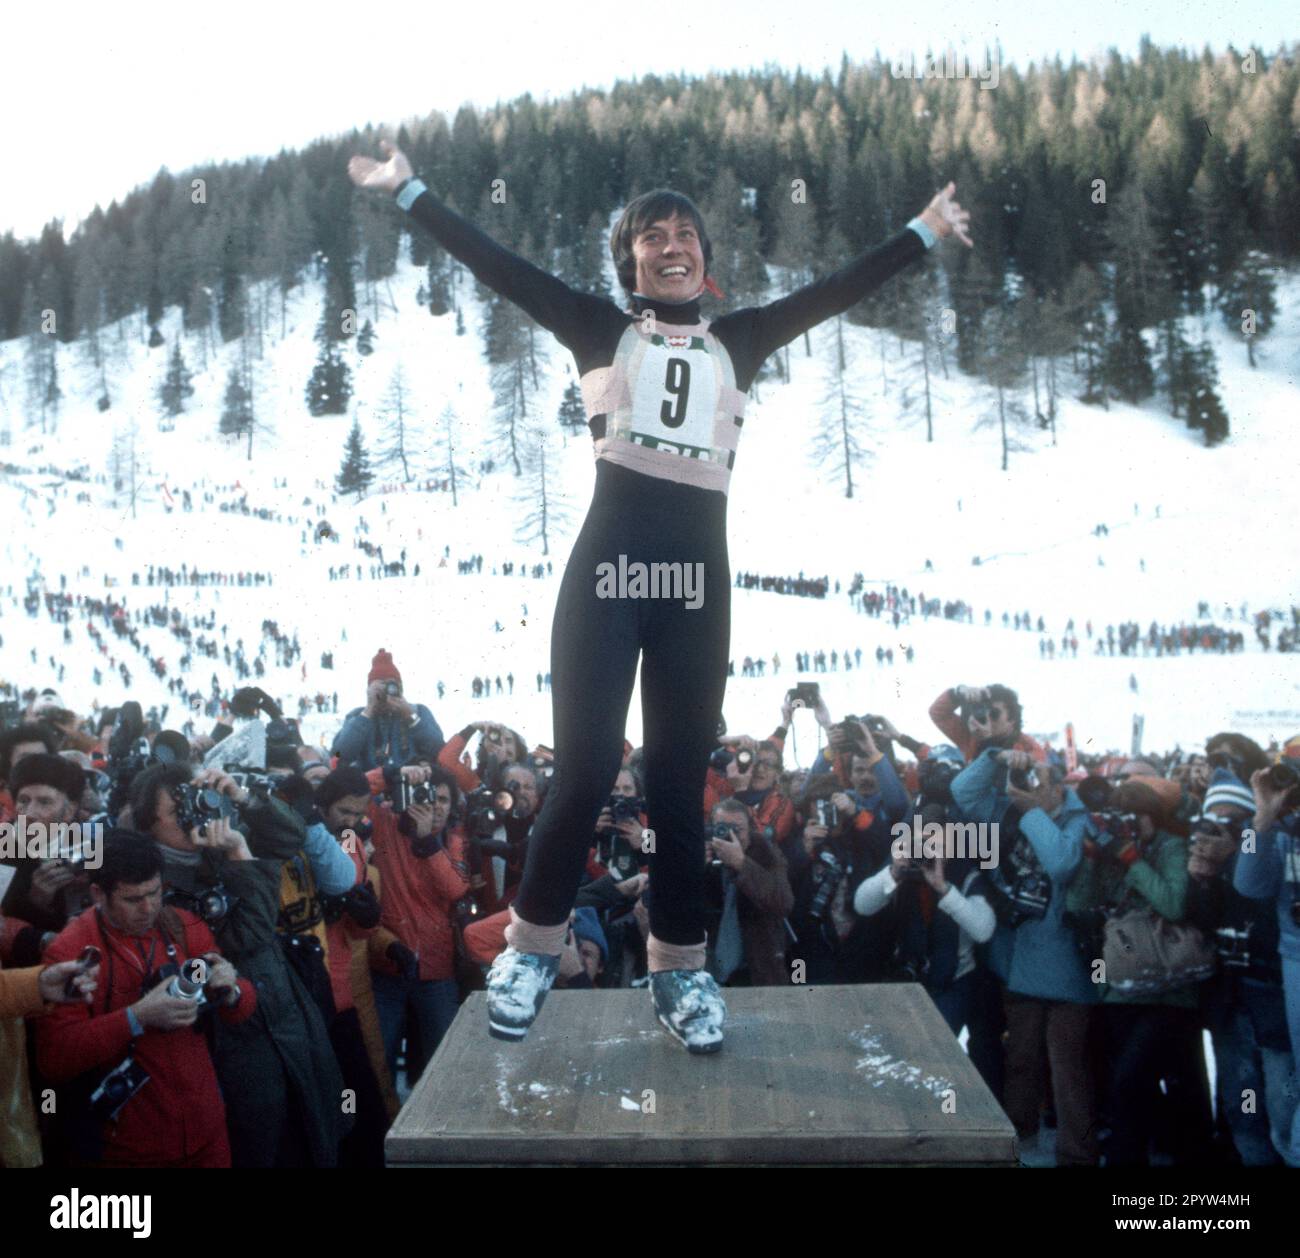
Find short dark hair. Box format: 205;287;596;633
128;763;193;833
91;831;164;896
425;765;460;814
987;685;1023;734
609;190;713;296
9;752;84;805
1205;732;1268;777
711;797;751;835
0;723;59;781
317;766;373;813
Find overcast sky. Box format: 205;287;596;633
4;0;1295;240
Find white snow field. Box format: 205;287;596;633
1;239;1297;765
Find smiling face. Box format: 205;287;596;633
632;214;706;303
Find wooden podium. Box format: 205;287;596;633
385;983;1017;1165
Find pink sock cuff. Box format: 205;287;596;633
504;905;569;956
646;933;708;973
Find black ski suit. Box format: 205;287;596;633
395;175;933;943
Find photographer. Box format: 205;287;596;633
699;799;793;985
1064;778;1210;1166
0;918;100;1168
788;771;897;984
0;754;89;937
312;766;392;1167
332;649;445;771
590;765;648;881
470;761;544;914
929;683;1044;764
705;707;797;855
366;762;469;1082
0;721;60;823
1232;761;1300;1166
437;718;529;796
952;746;1099;1165
37;834;255;1168
854;809;995;1036
129;761;349;1167
1187;770;1295;1165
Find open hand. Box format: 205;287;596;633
920;182;972;247
347;139;413;194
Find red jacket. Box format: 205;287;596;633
437;731;482;795
928;688;1046;765
37;906;256;1168
369;804;469;982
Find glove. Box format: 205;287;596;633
387;941;419;981
340;882;381;929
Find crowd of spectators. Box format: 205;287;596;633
3;639;1299;1171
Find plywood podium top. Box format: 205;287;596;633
385;983;1016;1165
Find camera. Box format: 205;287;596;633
788;682;820;708
813;798;839;830
164;883;236;927
1008;766;1039;791
464;785;515;838
87;1056;151;1122
1263;760;1300;803
171;783;232;837
985;817;1051;927
164;959;215;1009
709;746;754;773
597;795;646;873
397;780;434;812
918;758;960;806
1215;925;1251;970
384;681;401;699
1090;810;1140;848
862;714;888;735
808;849;846;920
610;794;644;823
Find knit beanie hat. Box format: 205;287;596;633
570;906;608;963
1202;768;1256;816
368;649;402;687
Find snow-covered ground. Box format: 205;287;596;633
1;242;1298;763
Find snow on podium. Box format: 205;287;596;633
385;983;1016;1166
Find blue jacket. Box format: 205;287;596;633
952;747;1096;1003
1233;817;1300;966
331;703;445;771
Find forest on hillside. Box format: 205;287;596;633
3;40;1297;461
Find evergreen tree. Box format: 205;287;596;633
158;341;195;417
306;312;353;415
1063;264;1107;407
1217;249;1277;368
1184;339;1230;447
973;300;1031;472
335;419;374;499
557;380;586;432
424;249;453;316
1101;312;1155;405
219;368;253;441
357;319;376;356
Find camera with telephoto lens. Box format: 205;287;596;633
87;1055;151;1122
808;849;846;920
709;746;753;773
164;882;236;927
171;783;232;837
464;785;515;838
1215;925;1251;970
165;959;215;1009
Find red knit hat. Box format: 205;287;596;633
368;648;402;686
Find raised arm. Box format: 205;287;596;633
741;182;971;366
348;139;607;353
